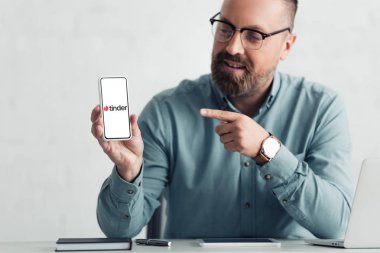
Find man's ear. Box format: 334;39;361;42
280;33;297;61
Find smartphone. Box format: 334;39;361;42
98;77;132;140
197;238;281;247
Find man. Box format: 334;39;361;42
91;0;353;239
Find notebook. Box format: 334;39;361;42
55;238;132;251
305;158;380;248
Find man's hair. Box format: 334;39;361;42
282;0;298;30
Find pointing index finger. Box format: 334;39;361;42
200;108;240;122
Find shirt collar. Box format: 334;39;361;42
210;71;281;112
209;75;231;111
266;71;281;108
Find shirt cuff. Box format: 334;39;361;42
109;164;143;202
258;145;299;187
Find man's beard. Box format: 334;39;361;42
211;51;275;98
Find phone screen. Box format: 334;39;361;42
99;77;131;140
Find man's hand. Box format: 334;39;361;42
200;108;269;158
91;105;144;182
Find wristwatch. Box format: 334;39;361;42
254;133;281;165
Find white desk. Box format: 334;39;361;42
1;240;380;253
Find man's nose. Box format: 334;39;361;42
225;32;245;55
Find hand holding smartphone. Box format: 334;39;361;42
91;77;144;182
99;77;132;140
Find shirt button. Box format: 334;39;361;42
127;189;134;194
264;174;272;181
282;199;288;204
124;214;129;219
244;202;251;208
244;161;251;167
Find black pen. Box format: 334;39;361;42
135;239;172;247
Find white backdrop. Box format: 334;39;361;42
1;0;379;242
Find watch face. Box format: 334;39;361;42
263;137;281;158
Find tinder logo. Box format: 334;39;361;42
103;105;128;112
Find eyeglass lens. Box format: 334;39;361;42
212;21;263;50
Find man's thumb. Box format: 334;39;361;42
130;114;141;137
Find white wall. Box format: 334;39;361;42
1;0;379;242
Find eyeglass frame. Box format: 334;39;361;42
209;12;291;50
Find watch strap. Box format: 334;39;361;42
254;151;270;165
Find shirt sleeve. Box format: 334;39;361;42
258;94;353;239
96;98;169;238
97;165;145;237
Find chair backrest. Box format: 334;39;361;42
147;197;167;239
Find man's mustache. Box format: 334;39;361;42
214;52;252;73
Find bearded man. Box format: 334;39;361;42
91;0;353;239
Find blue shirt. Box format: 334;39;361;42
97;72;353;239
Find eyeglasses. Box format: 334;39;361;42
210;12;291;50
